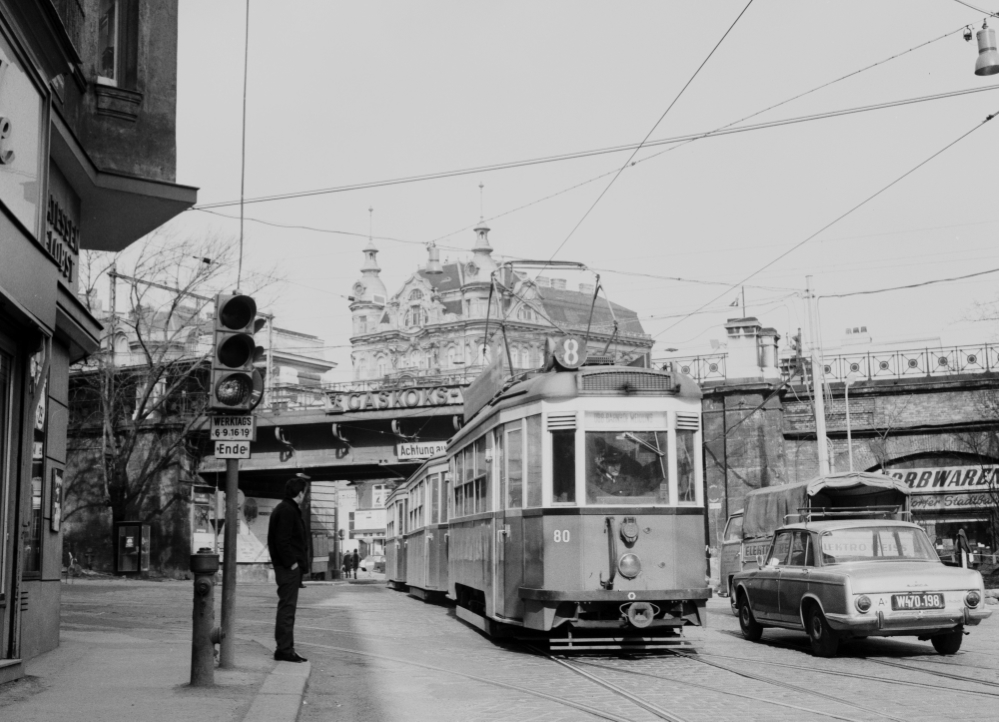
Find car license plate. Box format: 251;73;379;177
891;593;945;610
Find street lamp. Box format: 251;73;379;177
844;371;862;472
975;21;999;76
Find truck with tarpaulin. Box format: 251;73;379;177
719;471;911;602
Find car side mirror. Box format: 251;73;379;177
756;554;765;568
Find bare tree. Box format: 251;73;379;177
66;229;277;549
867;395;914;471
954;389;999;550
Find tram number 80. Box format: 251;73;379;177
553;529;571;543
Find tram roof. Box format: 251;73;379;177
452;364;701;448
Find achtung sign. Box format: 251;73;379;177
327;385;464;414
396;441;447;461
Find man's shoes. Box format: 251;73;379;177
274;651;308;663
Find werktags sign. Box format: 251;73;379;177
211;415;256;441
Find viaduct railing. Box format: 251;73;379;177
657;343;999;385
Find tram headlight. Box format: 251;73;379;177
855;595;872;613
618;553;642;579
966;590;982;608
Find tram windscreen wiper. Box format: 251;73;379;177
622;433;664;457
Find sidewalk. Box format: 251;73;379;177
0;582;310;722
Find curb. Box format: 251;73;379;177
243;637;311;722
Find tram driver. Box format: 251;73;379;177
586;434;667;503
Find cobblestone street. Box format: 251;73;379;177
52;579;999;722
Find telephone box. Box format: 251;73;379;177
114;521;151;574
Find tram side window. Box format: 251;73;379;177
676;429;696;503
410;482;424;531
475;435;490;513
507;423;523;509
442;473;450;523
526;415;542;507
496;427;506;509
551;430;576;503
431;474;440;524
453;454;464;517
464;445;475;516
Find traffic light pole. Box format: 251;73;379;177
219;457;239;668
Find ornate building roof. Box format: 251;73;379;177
347;226;651;382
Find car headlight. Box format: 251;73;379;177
618;553;642;579
855;595;872;613
966;590;982;608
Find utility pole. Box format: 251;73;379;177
219;457;239;667
806;276;830;476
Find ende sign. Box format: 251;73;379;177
888;466;999;494
327;385;464;414
396;441;447;461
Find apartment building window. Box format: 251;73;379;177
97;0;138;88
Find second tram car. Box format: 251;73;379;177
388;348;711;650
385;456;450;599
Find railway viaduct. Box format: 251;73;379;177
202;320;999;558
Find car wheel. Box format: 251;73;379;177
806;606;839;658
738;594;763;642
931;629;963;655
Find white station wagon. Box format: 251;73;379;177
732;519;991;656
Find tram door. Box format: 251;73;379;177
497;424;526;620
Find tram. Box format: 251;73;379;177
387;339;710;650
385;455;450;599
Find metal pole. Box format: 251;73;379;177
846;382;853;472
219;457;239;668
806;276;830;476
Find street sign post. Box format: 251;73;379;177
215;440;251;459
211;415;256;441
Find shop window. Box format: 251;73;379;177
24;341;48;576
97;0;139;89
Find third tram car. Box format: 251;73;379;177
387;342;710;650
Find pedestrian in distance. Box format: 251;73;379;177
352;549;360;577
343;551;352;579
267;475;310;663
956;527;972;568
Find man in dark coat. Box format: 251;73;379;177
267;475;310;662
351;550;360;577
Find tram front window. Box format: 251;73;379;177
586;431;668;504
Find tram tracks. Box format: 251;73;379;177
295;638;680;722
692;647;999;699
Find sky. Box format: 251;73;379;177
165;1;999;379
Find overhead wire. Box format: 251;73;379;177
619;108;999;360
191;29;975;212
952;0;999;16
819;265;999;298
535;0;756;274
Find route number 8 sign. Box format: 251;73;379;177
550;335;588;370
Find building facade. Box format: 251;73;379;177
348;224;652;383
0;0;196;679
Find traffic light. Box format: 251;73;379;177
210;294;265;412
